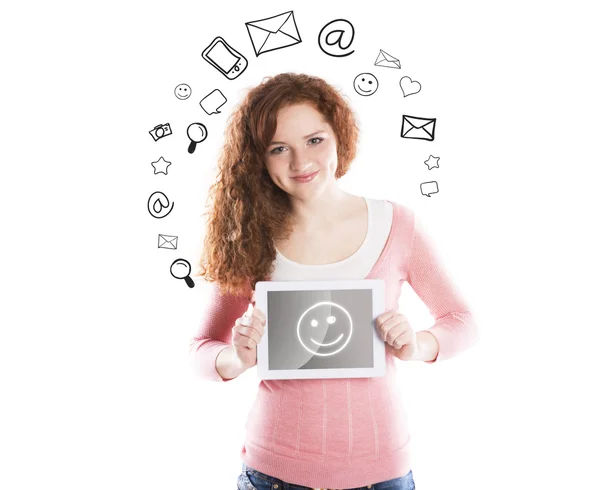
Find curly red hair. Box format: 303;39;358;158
195;72;359;298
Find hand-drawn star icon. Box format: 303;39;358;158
151;156;172;175
424;155;440;170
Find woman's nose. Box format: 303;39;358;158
290;150;313;172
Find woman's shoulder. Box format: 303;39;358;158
365;196;415;221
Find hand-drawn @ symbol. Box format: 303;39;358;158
400;76;421;97
297;301;354;357
149;123;172;142
374;49;400;69
245;10;301;56
158;234;178;250
401;115;436;141
170;258;195;288
200;89;227;115
424;155;440;170
174;83;191;100
151;156;172;175
186;123;207;154
202;36;248;80
353;73;379;96
147;191;174;219
318;19;355;57
421;181;439;197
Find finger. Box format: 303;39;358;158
235;317;265;339
390;329;412;348
242;302;264;324
251;307;266;325
378;310;409;330
240;302;266;327
375;309;397;328
240;313;254;327
382;319;408;343
239;333;257;349
233;326;260;349
381;312;409;328
380;313;409;333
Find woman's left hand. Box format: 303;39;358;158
375;309;420;361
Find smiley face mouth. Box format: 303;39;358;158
357;84;372;93
310;333;344;347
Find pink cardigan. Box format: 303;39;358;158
189;201;479;488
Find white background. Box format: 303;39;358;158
2;1;599;489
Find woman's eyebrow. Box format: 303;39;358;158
269;130;325;146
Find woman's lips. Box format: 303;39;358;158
292;170;319;182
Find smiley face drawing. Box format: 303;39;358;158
353;73;379;96
296;301;354;357
174;83;192;100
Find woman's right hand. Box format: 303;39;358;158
231;295;267;370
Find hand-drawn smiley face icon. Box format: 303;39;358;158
353;73;379;96
296;301;353;357
174;83;192;100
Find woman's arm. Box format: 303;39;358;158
189;282;252;381
414;330;440;362
405;213;480;363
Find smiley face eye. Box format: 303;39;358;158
310;315;336;327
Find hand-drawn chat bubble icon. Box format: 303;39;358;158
420;181;439;197
200;89;227;115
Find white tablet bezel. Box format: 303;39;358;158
255;279;386;380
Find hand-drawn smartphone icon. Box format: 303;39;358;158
202;37;248;80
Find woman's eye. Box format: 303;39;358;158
271;146;285;154
309;137;323;145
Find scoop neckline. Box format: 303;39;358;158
274;197;372;267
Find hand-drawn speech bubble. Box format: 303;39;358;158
420;181;439;197
200;89;227;115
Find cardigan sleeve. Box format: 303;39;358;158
189;281;253;381
406;212;480;363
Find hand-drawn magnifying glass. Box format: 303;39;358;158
187;123;208;154
170;258;195;288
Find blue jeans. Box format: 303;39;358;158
237;462;415;490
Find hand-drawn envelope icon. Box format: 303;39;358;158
245;10;302;56
158;234;178;250
374;49;401;69
401;115;436;141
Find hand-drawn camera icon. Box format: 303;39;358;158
149;123;173;141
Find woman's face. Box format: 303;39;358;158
264;102;338;197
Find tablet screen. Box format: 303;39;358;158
266;288;375;370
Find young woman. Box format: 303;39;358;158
190;73;479;490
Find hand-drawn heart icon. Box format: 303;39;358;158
400;76;421;97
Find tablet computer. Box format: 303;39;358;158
255;279;386;380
